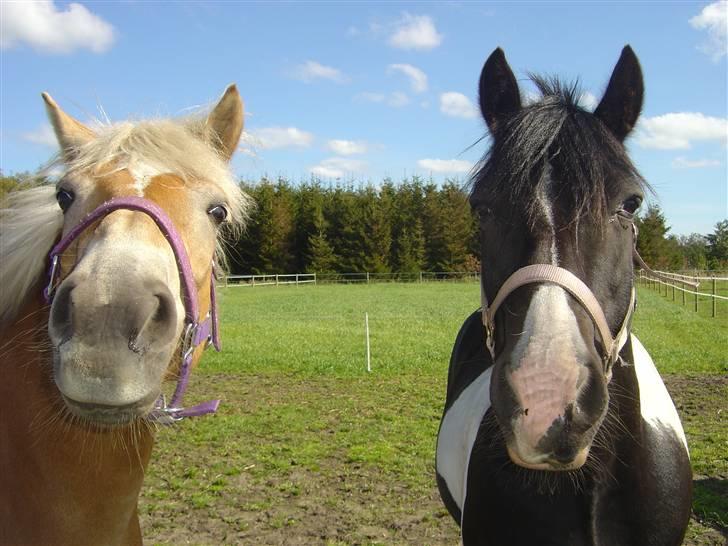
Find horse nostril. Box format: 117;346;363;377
134;281;178;347
49;280;77;344
153;292;174;325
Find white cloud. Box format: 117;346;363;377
671;157;722;169
387;91;410;107
387;63;428;93
22;124;57;147
289;60;348;84
356;91;410;108
326;139;368;155
310;157;367;178
579;91;599;110
439;92;478;119
248;127;314;150
636;112;727;149
689;1;727;61
417;158;473;174
1;0;114;54
388;13;443;51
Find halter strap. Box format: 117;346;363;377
44;196;221;423
480;266;634;369
479;224;641;371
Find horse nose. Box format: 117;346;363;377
548;442;581;465
49;275;179;352
534;403;593;462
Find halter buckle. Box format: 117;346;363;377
181;322;198;361
484;320;496;360
150;394;185;424
45;255;59;301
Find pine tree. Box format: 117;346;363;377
706;220;728;269
635;205;681;270
359;185;391;272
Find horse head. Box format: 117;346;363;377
42;86;248;426
473;47;646;470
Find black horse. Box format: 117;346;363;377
436;47;692;545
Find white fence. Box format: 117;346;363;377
224;273;316;287
222;271;480;287
637;269;728;317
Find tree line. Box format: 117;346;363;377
1;172;726;273
231;177;478;275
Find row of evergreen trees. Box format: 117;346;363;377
635;206;728;271
230;177;478;275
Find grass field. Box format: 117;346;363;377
140;283;727;545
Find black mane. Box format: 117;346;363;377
470;76;647;225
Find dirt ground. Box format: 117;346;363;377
140;374;727;545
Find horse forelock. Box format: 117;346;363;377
470;76;647;228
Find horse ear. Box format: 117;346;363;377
594;46;644;141
479;48;521;134
205;84;244;162
42;93;96;162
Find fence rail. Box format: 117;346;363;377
225;273;316;287
637;269;727;318
222;271;480;286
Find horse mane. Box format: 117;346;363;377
1;114;252;326
470;75;647;225
0;185;63;324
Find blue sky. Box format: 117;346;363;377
1;1;726;236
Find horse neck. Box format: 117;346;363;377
605;335;643;445
0;294;155;546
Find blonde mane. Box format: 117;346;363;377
0;114;251;326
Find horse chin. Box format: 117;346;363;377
506;444;590;472
60;390;159;427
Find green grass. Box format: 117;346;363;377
205;282;482;376
140;282;726;545
631;286;727;374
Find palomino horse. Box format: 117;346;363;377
436;47;692;545
0;86;250;545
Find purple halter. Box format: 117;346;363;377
44;196;222;423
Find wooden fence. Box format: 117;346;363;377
223;271;479;287
637;269;728;318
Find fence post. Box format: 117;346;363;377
682;280;686;306
695;289;698;313
275;274;279;286
672;283;675;301
314;273;317;285
419;271;423;283
712;278;717;318
366;272;370;284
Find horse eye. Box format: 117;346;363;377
620;196;642;217
56;189;75;213
207;205;228;224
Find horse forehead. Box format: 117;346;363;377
91;168;192;237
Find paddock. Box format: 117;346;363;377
139;282;726;545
